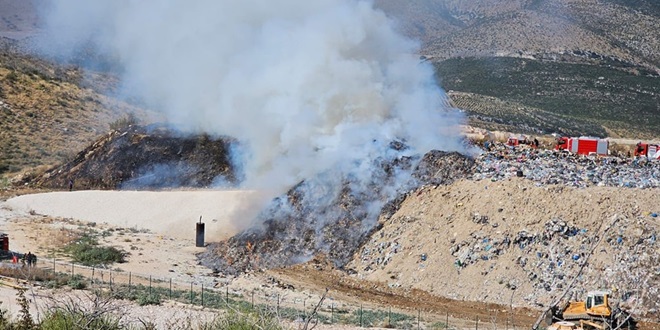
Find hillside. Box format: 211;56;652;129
0;51;154;175
437;58;660;138
374;0;660;139
375;0;660;69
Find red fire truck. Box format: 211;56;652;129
555;137;609;156
634;142;660;159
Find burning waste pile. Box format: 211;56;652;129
199;150;475;275
36;0;473;275
27;125;237;190
350;143;660;318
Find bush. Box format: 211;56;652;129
200;311;283;330
109;113;139;131
63;233;127;267
137;293;161;306
6;71;19;82
67;274;87;290
40;309;122;330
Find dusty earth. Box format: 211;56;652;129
0;178;658;329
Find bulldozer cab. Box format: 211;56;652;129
585;291;611;317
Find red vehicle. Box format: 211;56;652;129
635;142;660;159
507;135;529;147
555;137;609;156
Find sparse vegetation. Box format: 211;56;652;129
0;175;9;189
202;311;284;330
63;232;127;267
136;293;161;306
435;57;660;138
109;113;139;131
6;71;19;82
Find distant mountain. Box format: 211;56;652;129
376;0;659;70
375;0;660;138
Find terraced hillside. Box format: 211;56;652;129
448;92;604;137
436;57;659;138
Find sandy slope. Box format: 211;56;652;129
5;190;263;241
1;189;267;282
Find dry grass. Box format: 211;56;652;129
0;52;157;177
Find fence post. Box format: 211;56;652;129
476;317;479;330
71;263;74;276
360;304;363;327
53;258;55;271
331;303;334;324
277;294;280;317
109;271;112;290
388;307;391;327
128;272;132;293
201;284;204;307
226;285;229;307
417;309;421;330
149;275;152;296
190;282;193;305
251;290;254;309
91;267;95;286
169;278;172;300
446;311;450;329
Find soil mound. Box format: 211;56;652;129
350;178;660;319
26;125;237;190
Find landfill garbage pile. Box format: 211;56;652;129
473;143;660;189
350;171;660;320
199;151;475;275
24;125;237;190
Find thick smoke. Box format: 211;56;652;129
38;1;468;226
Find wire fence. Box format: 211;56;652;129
3;256;529;329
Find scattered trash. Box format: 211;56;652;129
473;145;660;188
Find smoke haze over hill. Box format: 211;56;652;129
37;0;466;197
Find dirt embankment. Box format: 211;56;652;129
348;178;660;321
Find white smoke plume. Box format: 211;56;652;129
37;0;467;199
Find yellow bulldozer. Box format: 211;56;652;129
546;290;634;330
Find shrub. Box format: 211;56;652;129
67;274;87;290
63;233;127;267
109;113;139;131
6;71;19;82
200;311;283;330
137;293;161;306
16;288;35;330
39;302;122;330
